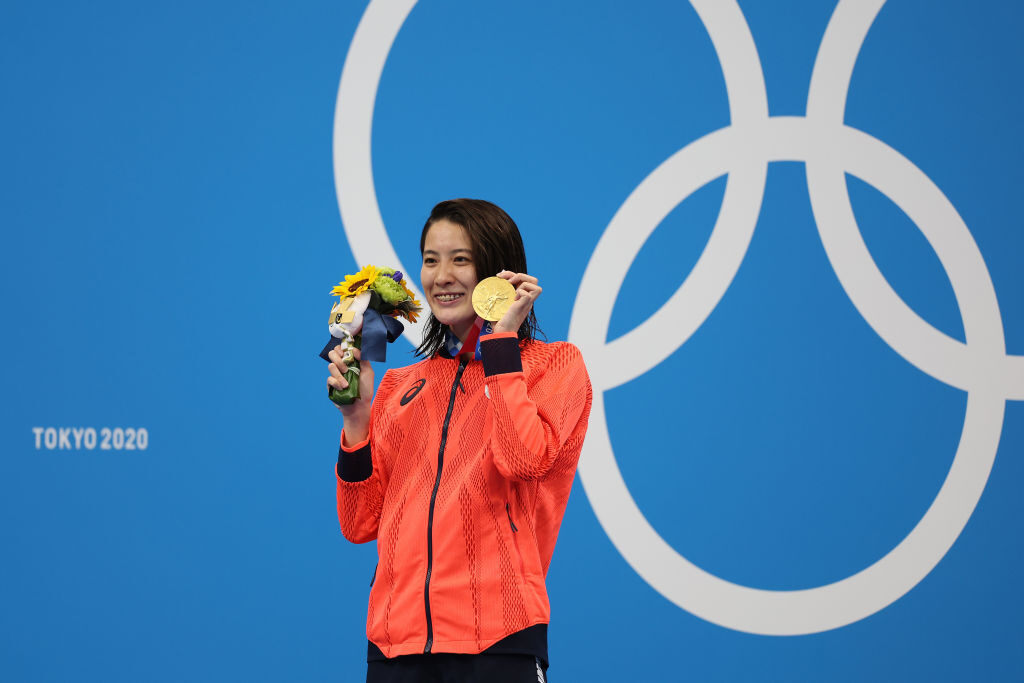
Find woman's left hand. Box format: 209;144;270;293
493;270;542;335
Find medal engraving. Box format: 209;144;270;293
472;277;516;321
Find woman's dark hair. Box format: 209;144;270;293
415;198;543;357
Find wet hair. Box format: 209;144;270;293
415;198;543;357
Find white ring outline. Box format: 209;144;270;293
333;0;1024;635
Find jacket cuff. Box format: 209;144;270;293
337;433;372;482
481;332;522;376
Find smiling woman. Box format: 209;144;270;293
419;218;479;342
326;199;593;683
415;199;543;356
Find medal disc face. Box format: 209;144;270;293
472;277;517;321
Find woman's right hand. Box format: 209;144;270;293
327;345;375;446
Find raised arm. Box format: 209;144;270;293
481;334;592;482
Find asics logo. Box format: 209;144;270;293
400;378;426;406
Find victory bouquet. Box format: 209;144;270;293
320;265;421;405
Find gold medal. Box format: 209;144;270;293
472;277;516;322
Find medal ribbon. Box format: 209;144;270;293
458;317;491;360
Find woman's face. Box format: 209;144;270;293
421;219;479;342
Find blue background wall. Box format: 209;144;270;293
3;1;1022;680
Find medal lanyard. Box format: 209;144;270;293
458;317;488;360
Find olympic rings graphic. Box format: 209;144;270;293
333;0;1024;635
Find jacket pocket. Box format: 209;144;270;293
505;502;518;532
506;502;528;581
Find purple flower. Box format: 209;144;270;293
392;271;403;282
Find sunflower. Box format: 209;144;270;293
331;265;378;298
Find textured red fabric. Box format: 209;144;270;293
336;334;592;658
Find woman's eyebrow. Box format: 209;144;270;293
423;248;472;256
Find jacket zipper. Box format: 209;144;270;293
423;355;469;654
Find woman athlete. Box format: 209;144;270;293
328;199;592;683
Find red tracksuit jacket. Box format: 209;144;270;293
336;332;592;658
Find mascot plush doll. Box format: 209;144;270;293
320;265;421;405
